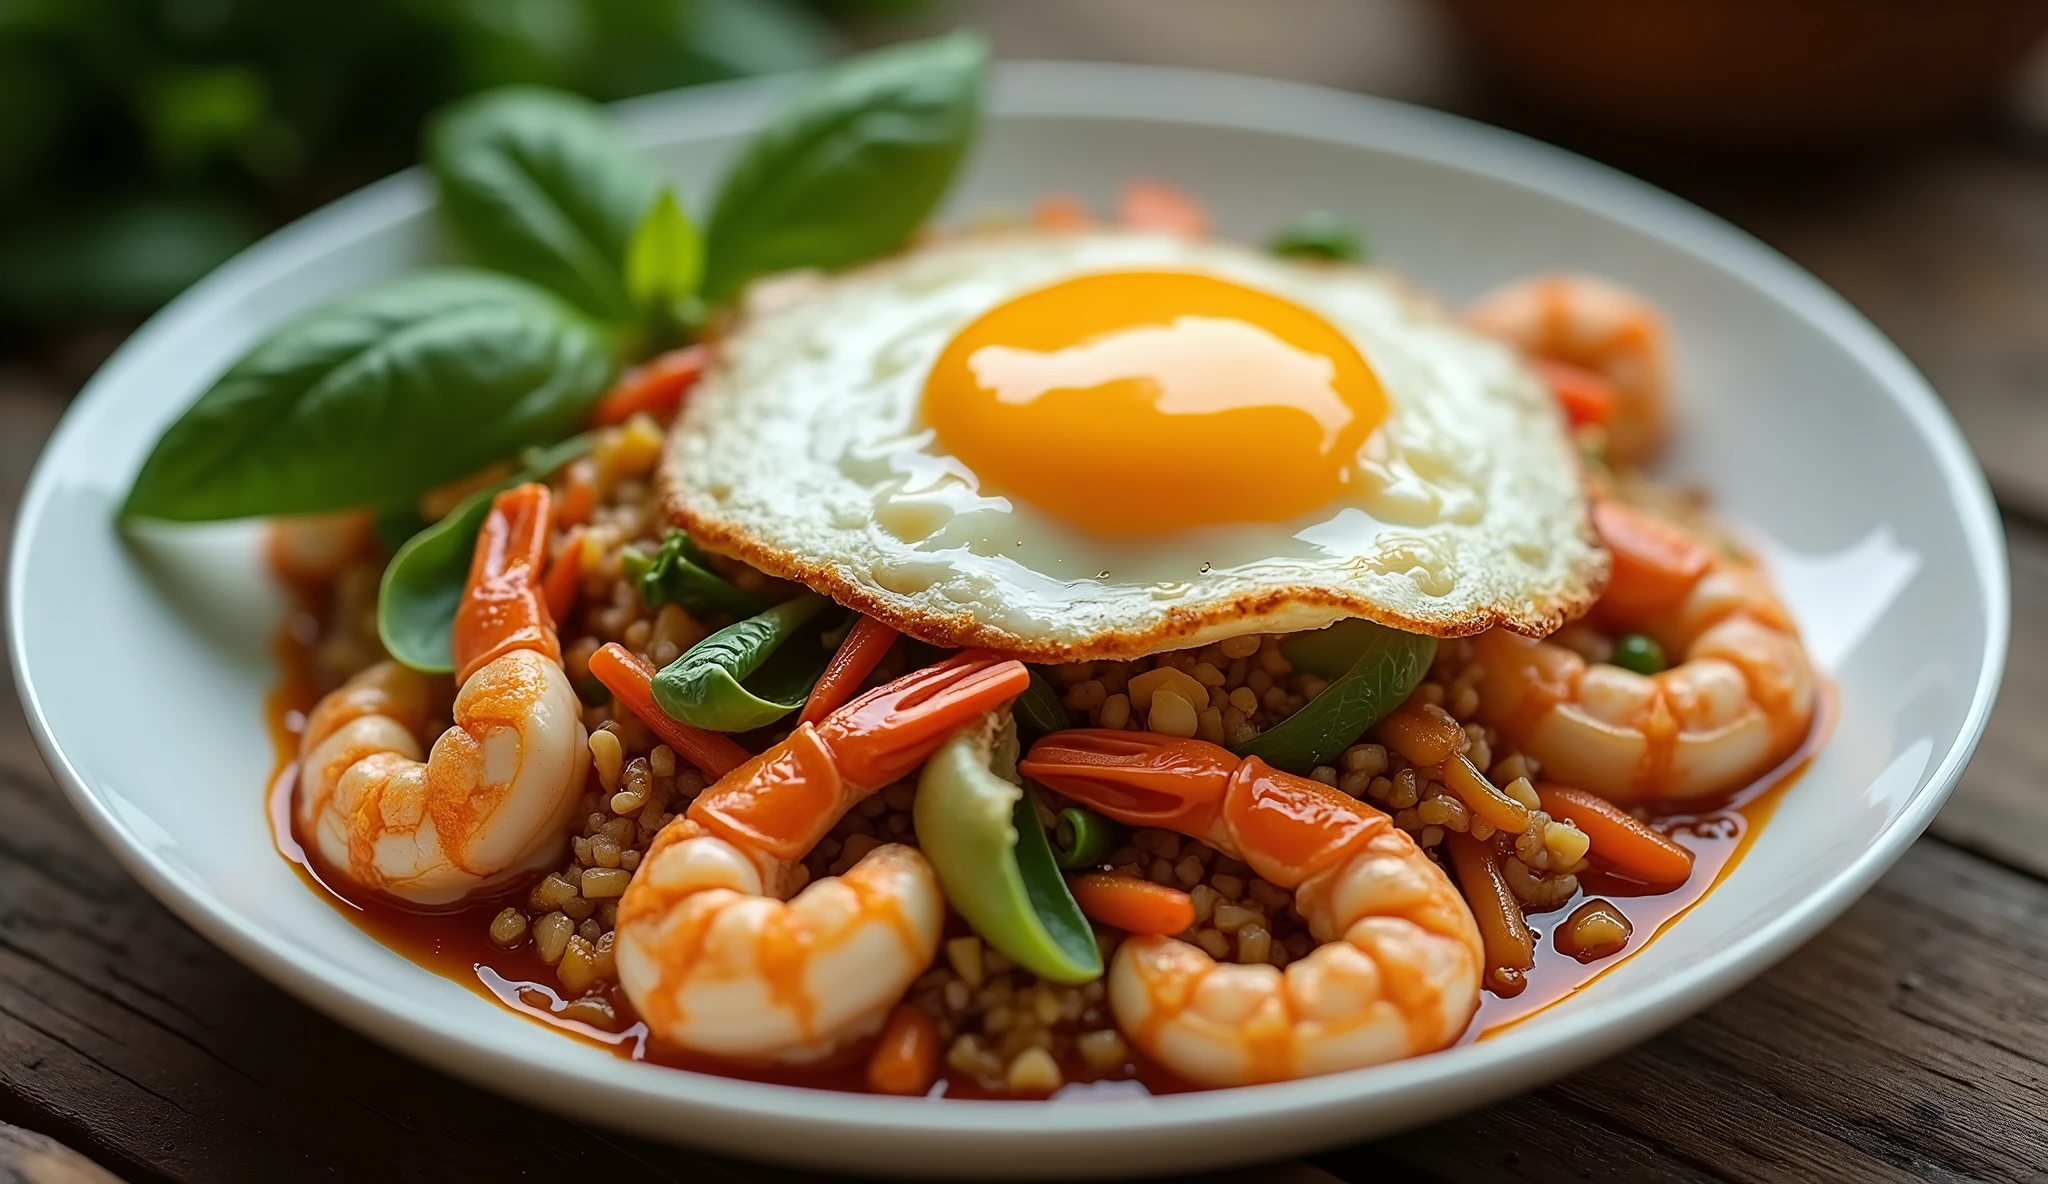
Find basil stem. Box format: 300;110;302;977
701;30;987;302
377;432;596;674
427;87;659;324
619;529;769;617
121;270;613;523
649;593;835;732
1052;807;1122;871
1013;669;1070;737
1230;618;1437;772
913;714;1101;984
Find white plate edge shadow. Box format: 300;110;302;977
5;62;2012;1176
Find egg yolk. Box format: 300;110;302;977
922;270;1388;536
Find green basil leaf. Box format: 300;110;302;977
625;188;704;325
1014;669;1070;737
377;432;596;674
700;30;986;303
1231;619;1437;772
621;528;770;616
651;593;829;731
428;87;659;322
122;269;614;522
914;714;1101;984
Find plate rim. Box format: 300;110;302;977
6;60;2012;1172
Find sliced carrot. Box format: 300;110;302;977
1593;499;1714;620
1537;783;1695;889
1374;705;1463;768
1032;193;1092;231
1530;357;1616;427
590;346;706;427
1118;179;1208;238
587;642;750;778
866;1003;941;1096
798;616;901;725
1067;873;1196;936
556;457;597;528
1445;831;1534;995
542;526;584;624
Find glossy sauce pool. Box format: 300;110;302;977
269;598;1834;1095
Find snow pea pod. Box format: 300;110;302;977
1230;617;1436;772
914;714;1102;984
649;593;836;732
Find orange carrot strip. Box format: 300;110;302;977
556;458;597;528
542;526;584;624
798;616;901;726
1067;873;1196;936
1374;705;1463;768
1445;831;1534;995
1118;179;1208;237
590;346;706;427
588;642;750;778
1530;358;1616;427
1538;783;1696;889
1592;499;1714;619
865;1003;941;1096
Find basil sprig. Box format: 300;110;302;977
620;528;767;617
1230;619;1437;772
121;270;613;522
650;593;837;732
377;432;597;674
428;88;660;324
701;29;987;302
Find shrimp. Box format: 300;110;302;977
1473;499;1815;804
1019;732;1484;1087
1467;274;1670;465
295;484;586;905
614;653;1030;1063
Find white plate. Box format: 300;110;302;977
6;64;2009;1178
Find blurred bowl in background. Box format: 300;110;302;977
1439;0;2048;152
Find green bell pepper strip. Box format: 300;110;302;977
377;432;595;674
1230;618;1437;772
649;593;835;731
1052;807;1122;871
914;714;1102;984
1013;669;1069;737
620;528;769;617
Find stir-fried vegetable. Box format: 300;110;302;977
913;716;1102;984
1231;618;1436;772
1268;209;1366;263
620;529;769;617
865;1003;941;1096
650;593;837;732
586;642;749;778
1012;669;1070;737
799;616;900;724
1066;874;1194;936
1446;831;1535;994
1538;783;1695;888
590;345;704;426
1611;632;1667;676
377;432;595;673
1051;806;1121;870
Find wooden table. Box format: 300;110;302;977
5;100;2048;1184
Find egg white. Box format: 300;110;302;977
661;231;1604;661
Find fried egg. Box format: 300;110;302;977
661;231;1604;661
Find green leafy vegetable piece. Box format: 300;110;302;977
428;87;660;322
1268;210;1366;263
1052;807;1121;871
700;30;986;302
1231;618;1436;772
914;714;1101;984
1013;669;1070;737
620;529;770;616
377;433;596;674
651;593;833;731
1612;632;1667;675
121;269;613;522
625;187;704;329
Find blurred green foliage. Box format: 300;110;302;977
0;0;920;326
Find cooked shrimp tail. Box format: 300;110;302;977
1021;730;1484;1087
616;654;1029;1062
452;481;561;681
